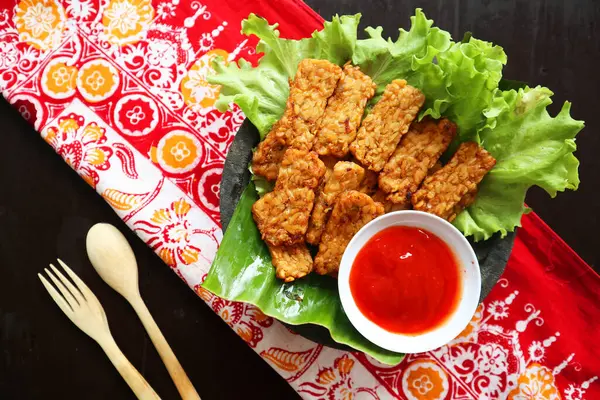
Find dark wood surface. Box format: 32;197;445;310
1;1;598;399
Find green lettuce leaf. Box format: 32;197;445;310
208;13;361;138
453;86;583;240
352;9;451;98
439;39;507;141
203;184;404;365
419;38;507;142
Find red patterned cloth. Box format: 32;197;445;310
0;0;598;398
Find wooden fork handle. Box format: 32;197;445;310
101;337;161;400
131;298;201;400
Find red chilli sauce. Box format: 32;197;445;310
349;226;462;335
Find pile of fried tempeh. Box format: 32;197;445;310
251;59;496;282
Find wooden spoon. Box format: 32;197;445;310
86;223;200;400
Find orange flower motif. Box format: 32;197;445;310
402;360;449;400
133;199;201;266
299;355;380;399
134;199;219;267
210;299;273;348
41;60;77;99
77;60;120;102
14;0;66;50
102;0;154;45
316;355;366;400
181;49;228;109
43;114;113;188
164;137;193;166
507;364;560;400
195;285;214;303
195;279;274;349
156;130;203;174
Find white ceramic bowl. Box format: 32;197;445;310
338;210;480;354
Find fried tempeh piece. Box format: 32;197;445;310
252;99;294;181
268;243;313;283
350;79;425;172
306;170;332;245
313;64;376;157
371;189;408;213
306;161;365;244
252;188;315;246
289;59;343;149
322;162;365;205
412;142;496;221
252;59;342;180
454;188;478;217
379;118;457;206
275;149;326;191
305;157;340;244
314;191;385;276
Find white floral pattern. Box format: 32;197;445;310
52;66;72;86
488;300;509;319
477;344;509;375
22;2;55;37
170;141;191;162
125;106;145;124
156;2;176;20
105;1;139;35
528;341;545;362
65;0;96;20
412;375;434;395
13;0;66;50
183;71;217;102
146;40;178;67
102;0;154;45
0;41;18;68
85;70;105;91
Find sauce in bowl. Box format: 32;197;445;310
349;225;462;335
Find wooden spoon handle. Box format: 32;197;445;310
131;298;201;400
100;337;161;400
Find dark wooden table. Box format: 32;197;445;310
1;1;598;399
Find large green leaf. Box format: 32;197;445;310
453;86;583;240
203;183;404;365
352;9;451;99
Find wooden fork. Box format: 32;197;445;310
38;259;161;400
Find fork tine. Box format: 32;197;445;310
57;259;96;302
45;267;79;309
38;273;74;316
49;263;84;305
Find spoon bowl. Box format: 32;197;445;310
86;223;140;300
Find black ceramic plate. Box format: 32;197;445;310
219;119;515;350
